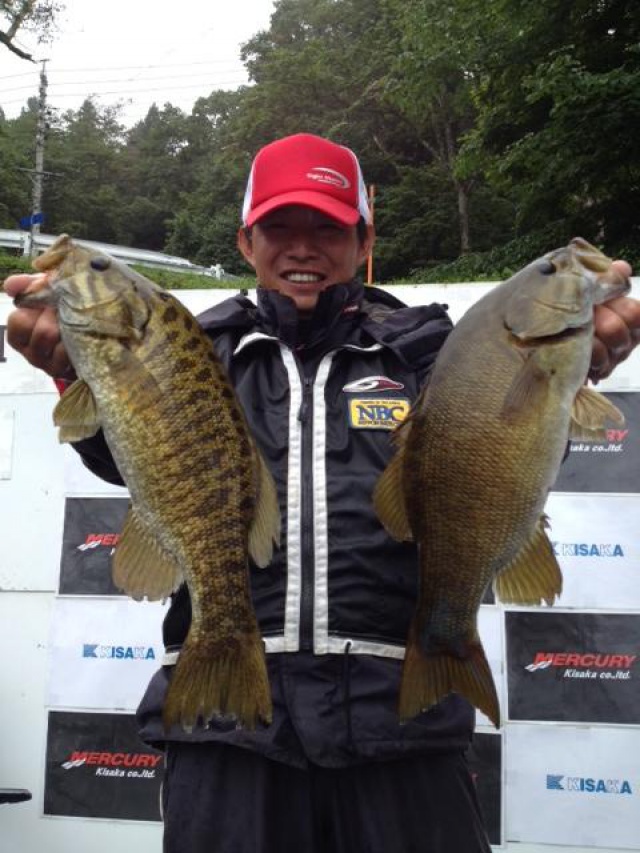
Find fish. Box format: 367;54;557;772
16;234;280;731
373;238;630;727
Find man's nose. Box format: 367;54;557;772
285;230;319;257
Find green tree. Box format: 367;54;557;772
0;100;36;226
43;99;126;241
466;0;640;255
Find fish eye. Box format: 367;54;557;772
537;260;556;275
90;256;111;271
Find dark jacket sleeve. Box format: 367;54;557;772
71;431;125;486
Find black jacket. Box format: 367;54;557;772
76;279;476;767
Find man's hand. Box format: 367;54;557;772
590;260;640;383
3;273;74;379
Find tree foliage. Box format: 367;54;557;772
1;0;638;279
0;0;63;60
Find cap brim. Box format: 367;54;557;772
245;191;361;227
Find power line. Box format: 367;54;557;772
0;79;251;107
0;71;247;94
0;58;248;79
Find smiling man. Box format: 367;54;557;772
236;133;375;316
5;133;639;853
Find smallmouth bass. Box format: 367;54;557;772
16;235;280;731
374;238;630;727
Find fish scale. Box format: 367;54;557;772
17;234;281;731
374;238;630;727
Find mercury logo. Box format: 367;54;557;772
526;652;637;672
62;750;162;779
77;533;120;552
62;751;162;770
546;774;633;795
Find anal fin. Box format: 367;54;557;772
494;515;562;606
112;507;183;601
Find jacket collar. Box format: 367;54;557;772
256;278;365;355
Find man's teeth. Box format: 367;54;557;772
285;273;323;283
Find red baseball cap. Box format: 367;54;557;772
242;133;372;227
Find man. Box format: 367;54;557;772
5;133;639;852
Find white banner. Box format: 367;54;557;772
47;597;166;711
477;605;505;729
544;493;640;610
0;405;14;479
506;724;640;849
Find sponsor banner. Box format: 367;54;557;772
552;392;640;492
465;732;502;847
506;611;640;724
44;710;163;821
506;724;640;849
477;606;503;728
47;597;166;710
0;406;13;479
544;492;640;609
59;497;129;595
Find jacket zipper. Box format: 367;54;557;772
297;373;315;651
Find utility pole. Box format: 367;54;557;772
30;59;48;256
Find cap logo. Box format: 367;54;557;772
306;167;351;189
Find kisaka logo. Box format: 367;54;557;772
546;774;633;795
82;644;156;661
552;541;625;558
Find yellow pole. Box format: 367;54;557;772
366;184;375;285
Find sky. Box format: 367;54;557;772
0;0;276;128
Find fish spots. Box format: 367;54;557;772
186;389;211;405
165;330;180;344
163;305;179;323
195;368;212;383
221;387;234;400
183;315;194;331
184;336;202;352
175;357;196;373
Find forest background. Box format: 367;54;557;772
1;0;638;284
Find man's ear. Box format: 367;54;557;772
357;224;376;267
237;227;256;269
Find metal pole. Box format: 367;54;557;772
30;59;48;256
366;184;375;285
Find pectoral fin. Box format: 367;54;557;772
53;379;101;442
248;448;281;568
569;386;625;441
493;515;562;606
112;508;183;601
500;354;549;422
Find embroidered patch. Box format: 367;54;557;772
348;398;410;430
343;375;405;393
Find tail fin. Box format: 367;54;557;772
163;632;272;732
399;625;500;728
